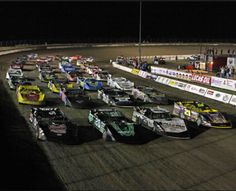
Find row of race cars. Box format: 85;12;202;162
5;53;233;143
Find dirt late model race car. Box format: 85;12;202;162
172;101;232;128
16;85;45;105
29;107;76;142
39;70;56;82
132;106;190;139
6;68;24;80
60;87;91;108
77;77;103;90
98;87;134;106
92;70;110;81
132;86;169;104
88;108;136;141
107;75;134;91
7;75;33;90
48;78;74;93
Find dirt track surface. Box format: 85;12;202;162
1;45;236;190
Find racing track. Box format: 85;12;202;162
1;45;236;190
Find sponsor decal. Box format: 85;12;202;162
223;95;230;102
206;89;214;96
229;95;236;105
131;68;140;75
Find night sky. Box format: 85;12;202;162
0;1;235;43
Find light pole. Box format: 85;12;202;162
139;0;142;64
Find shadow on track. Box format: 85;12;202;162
0;80;65;190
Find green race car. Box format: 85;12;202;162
88;108;135;141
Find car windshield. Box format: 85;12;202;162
37;110;65;120
108;90;126;96
106;111;123;118
151;112;171;119
208;112;223;119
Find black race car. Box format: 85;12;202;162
29;107;76;142
98;87;134;106
60;88;92;108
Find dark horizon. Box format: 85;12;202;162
0;1;236;44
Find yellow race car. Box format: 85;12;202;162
173;101;232;128
16;85;45;105
48;78;74;93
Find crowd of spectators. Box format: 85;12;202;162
219;65;235;78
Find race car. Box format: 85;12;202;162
132;106;190;139
59;87;91;108
69;55;83;62
6;68;24;80
59;62;76;73
116;56;125;65
29;107;69;141
27;53;38;60
37;62;53;72
85;56;95;63
16;85;45;105
85;65;101;75
10;63;24;70
48;78;74;93
77;77;103;90
132;86;169;104
7;75;32;90
88;108;136;141
65;70;86;82
172;101;232;128
39;70;56;82
98;87;134;106
93;70;110;81
107;75;134;91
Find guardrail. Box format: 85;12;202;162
112;62;236;106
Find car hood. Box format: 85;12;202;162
153;118;187;133
109;121;135;136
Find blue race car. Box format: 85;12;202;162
59;62;76;73
77;77;103;90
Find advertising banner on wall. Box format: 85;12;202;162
229;95;236;106
211;76;236;91
138;70;148;78
131;68;140;75
151;66;211;85
185;84;207;96
205;89;232;103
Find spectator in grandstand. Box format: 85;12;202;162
220;66;225;78
225;65;230;78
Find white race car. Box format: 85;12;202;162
85;65;102;75
6;68;24;80
132;106;190;139
93;71;110;81
107;75;134;91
